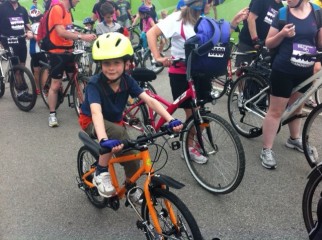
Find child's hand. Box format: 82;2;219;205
100;139;124;153
168;119;183;132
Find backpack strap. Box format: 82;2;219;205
278;3;322;30
278;6;288;30
48;3;67;33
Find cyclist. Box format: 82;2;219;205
261;0;322;169
132;0;158;30
83;17;95;33
92;0;120;23
29;8;47;95
46;0;96;127
138;5;155;49
0;0;34;102
236;0;284;68
147;0;248;164
79;32;183;199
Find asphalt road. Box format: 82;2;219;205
0;57;315;240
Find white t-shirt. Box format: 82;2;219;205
157;11;196;59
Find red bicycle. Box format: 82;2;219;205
123;58;245;195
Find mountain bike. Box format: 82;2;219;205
77;127;203;239
38;50;89;116
0;35;37;111
123;58;245;194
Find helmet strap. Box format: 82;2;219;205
290;0;304;8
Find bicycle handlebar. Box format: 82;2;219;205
99;126;179;155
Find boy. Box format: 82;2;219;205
96;2;128;36
79;32;182;200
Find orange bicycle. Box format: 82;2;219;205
77;126;202;239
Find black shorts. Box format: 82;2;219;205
169;73;212;109
270;69;313;98
1;40;27;64
30;52;48;68
49;53;76;79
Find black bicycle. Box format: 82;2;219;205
0;35;37;111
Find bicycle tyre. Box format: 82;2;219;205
39;66;62;110
181;112;245;194
71;75;88;117
77;146;108;209
314;84;322;105
130;30;140;46
302;104;322;168
227;73;269;138
141;188;202;240
302;165;322;233
0;78;4;98
142;50;164;75
9;65;37;111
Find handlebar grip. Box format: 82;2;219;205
99;139;129;155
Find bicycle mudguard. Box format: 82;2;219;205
151;174;185;190
78;131;100;157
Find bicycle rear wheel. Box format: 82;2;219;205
302;104;322;168
71;75;88;116
227;73;269;138
302;165;322;233
141;188;202;240
77;146;108;208
181;112;245;194
9;65;37;111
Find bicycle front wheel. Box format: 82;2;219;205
71;75;88;116
302;165;322;233
77;146;108;208
302;104;322;167
141;188;202;240
314;84;322;105
130;30;140;46
227;73;269;138
9;65;37;111
182;112;245;194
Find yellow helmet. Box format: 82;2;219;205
92;32;134;61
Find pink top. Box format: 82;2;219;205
142;17;154;32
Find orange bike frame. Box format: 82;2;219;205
81;148;179;236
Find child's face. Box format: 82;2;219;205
101;58;125;81
103;14;113;24
84;23;93;30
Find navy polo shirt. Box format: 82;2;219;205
81;73;144;123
